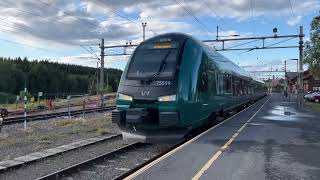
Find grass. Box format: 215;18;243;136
37;135;51;145
52;115;112;136
52;119;81;127
305;101;320;112
0;137;17;146
96;127;109;135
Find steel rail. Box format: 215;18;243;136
3;106;116;125
37;95;267;180
0;134;122;172
36;142;143;180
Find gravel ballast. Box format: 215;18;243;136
69;144;172;180
0;135;126;180
0;111;119;161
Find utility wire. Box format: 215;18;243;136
265;37;296;47
36;0;102;30
227;39;260;49
93;0;157;35
89;47;100;60
199;0;231;32
288;0;299;32
0;37;65;55
250;0;256;36
174;0;215;39
81;45;100;60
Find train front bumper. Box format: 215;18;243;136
112;108;180;127
120;127;187;143
112;108;187;143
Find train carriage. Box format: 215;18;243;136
112;33;267;143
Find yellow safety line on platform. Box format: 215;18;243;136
123;96;270;180
192;96;271;180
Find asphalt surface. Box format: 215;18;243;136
130;94;320;180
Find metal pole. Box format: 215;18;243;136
106;67;109;94
298;26;304;107
96;61;99;95
296;60;298;75
100;39;105;107
284;60;287;73
24;87;27;130
142;22;147;41
216;26;219;40
16;96;18;110
82;96;85;118
68;95;71;119
284;60;287;97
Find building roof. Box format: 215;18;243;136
285;72;298;80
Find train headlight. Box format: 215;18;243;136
117;93;133;101
158;94;176;102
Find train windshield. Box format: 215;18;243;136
127;42;180;79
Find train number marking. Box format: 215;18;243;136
155;81;171;86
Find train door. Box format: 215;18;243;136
223;73;233;109
233;76;241;106
197;53;211;117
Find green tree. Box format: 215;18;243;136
304;12;320;78
0;57;122;96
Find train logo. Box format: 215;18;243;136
141;90;150;96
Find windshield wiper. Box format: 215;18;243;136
150;50;171;78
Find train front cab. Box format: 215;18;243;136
111;34;191;143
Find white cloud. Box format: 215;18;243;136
287;16;302;26
0;0;318;48
0;0;319;69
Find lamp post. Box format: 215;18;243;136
142;22;147;41
289;58;298;73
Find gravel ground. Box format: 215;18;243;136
66;144;172;180
0;111;120;161
0;135;126;180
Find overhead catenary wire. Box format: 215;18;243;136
89;47;101;60
36;0;103;31
0;37;66;55
265;37;296;47
80;45;100;60
227;39;260;49
174;0;215;39
250;0;256;36
0;1;125;47
288;0;300;32
198;0;231;32
92;0;157;36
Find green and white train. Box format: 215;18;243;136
112;33;267;142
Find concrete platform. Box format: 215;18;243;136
126;94;320;180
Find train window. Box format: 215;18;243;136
216;73;224;95
240;79;246;95
127;48;179;78
224;74;232;94
233;77;240;96
199;53;209;93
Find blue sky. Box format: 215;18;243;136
0;0;319;80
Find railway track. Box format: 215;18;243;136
3;106;116;125
35;96;266;180
36;142;172;180
0;134;122;173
